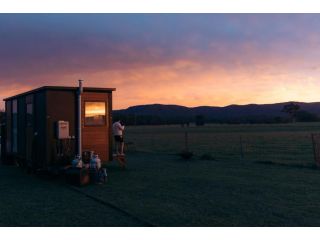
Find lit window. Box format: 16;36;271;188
85;102;106;126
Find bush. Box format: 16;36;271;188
200;153;215;161
178;150;194;160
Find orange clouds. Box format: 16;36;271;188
2;14;320;110
1;54;320;111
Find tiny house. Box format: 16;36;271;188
2;84;115;169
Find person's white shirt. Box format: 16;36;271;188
112;121;125;136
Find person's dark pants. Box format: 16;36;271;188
114;135;124;154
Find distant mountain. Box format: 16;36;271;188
113;102;320;124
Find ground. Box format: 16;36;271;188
1;123;320;226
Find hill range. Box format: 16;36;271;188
113;102;320;124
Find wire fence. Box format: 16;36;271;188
124;125;319;167
240;134;314;166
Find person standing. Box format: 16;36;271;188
112;119;125;155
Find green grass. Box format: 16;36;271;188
81;152;320;226
0;166;144;226
2;123;320;226
124;123;320;165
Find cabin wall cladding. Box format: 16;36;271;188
17;97;26;160
2;86;115;169
46;90;77;166
34;91;47;168
25;94;34;168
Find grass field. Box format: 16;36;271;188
124;123;320;165
1;123;320;226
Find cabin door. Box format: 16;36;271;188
81;92;109;162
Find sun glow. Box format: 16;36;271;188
85;102;106;117
1;14;320;109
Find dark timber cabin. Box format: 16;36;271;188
2;85;115;170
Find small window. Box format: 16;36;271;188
85;102;106;126
26;103;33;126
26;94;33;127
6;101;12;153
12;100;17;114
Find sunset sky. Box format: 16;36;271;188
1;14;320;110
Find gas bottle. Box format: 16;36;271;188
90;154;101;170
72;154;83;168
102;168;108;183
96;154;101;169
77;158;83;168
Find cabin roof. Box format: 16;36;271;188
3;86;116;101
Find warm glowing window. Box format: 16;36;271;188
85;102;106;126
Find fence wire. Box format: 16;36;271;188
124;124;318;167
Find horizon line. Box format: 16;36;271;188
114;100;319;111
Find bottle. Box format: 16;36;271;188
77;158;83;168
90;154;97;169
72;154;80;168
95;154;101;170
102;168;108;183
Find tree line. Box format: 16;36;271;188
114;103;320;126
0;103;318;126
0;110;4;124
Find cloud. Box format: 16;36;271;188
1;14;320;109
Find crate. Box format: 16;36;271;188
65;167;90;186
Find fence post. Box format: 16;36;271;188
311;133;319;168
240;135;244;161
185;131;189;151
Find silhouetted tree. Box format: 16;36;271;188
0;110;5;124
0;110;4;138
273;116;288;123
296;110;319;122
281;103;300;122
195;115;205;126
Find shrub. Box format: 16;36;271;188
178;150;194;160
200;153;215;161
